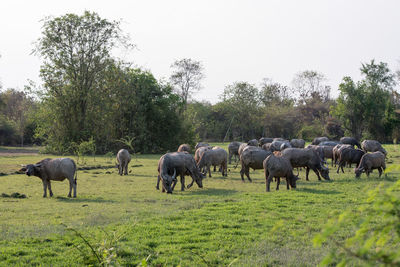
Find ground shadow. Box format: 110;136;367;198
296;187;341;195
55;196;116;203
187;188;238;196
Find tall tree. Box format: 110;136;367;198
292;70;331;104
33;11;131;148
170;58;204;113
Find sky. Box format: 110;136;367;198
0;0;399;103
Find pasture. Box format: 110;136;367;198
0;143;399;266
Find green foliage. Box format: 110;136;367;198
332;60;399;142
314;180;400;266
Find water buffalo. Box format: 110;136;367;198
197;147;228;177
311;137;329;145
354;151;386;178
178;144;191;153
337;148;365;173
259;137;274;146
340;137;361;148
332;144;352;166
195;142;210;150
306;145;326;164
20;158;77;197
319;141;340;147
281;148;330;181
264;154;298;192
116;149;131;175
156;152;204;193
194;146;212;164
247;139;259;146
240;146;272;182
271;140;291;152
228;141;243;164
361;140;387;156
318;145;334;166
290;139;305;148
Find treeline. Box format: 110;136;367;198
1;11;399;154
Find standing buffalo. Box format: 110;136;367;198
157;152;204;193
319;141;340;147
197;147;228;177
306;145;326;164
178;144;191;154
20;158;77;198
195;142;210;150
116;149;131;175
263;154;298;192
332;144;352;166
247;139;259;146
194;146;212;164
354;151;386;178
240;146;272;182
311;137;329;145
290;139;305;148
361;140;387;156
340;137;361;148
281;148;330;181
228;141;243;164
259;137;274;146
336;148;365;173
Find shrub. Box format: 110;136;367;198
314;180;400;266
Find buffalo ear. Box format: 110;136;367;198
19;167;27;172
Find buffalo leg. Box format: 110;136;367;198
266;173;273;192
156;175;161;190
180;175;185;191
305;168;310;181
208;165;212;178
245;167;252;182
378;167;383;178
42;180;48;197
276;177;280;191
314;169;322;181
286;178;290;190
47;180;53;197
68;179;73;197
124;163;128;175
171;179;178;191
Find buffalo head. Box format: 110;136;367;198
161;169;177;194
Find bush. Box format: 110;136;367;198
314;180;400;266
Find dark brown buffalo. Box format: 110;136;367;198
336;147;365;173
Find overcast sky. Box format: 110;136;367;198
0;0;399;103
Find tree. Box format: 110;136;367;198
170;58;204;113
292;70;331;104
33;11;132;150
259;78;294;107
219;82;262;140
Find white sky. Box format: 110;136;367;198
0;0;399;103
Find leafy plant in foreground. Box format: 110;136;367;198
314;180;400;266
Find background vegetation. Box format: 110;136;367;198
1;11;400;154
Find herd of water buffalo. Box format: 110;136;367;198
156;136;387;193
18;136;387;196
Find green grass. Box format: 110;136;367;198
0;143;399;266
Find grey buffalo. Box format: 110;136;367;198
361;140;387;156
228;141;243;164
259;137;274;146
311;137;329;145
20;158;77;198
178;144;191;154
263;154;298;192
197;147;228;177
116;149;131;175
340;137;361;148
336;147;365;173
157;152;204;193
355;151;386;178
281;148;330;181
240;146;272;182
290;139;305;148
247;139;259;146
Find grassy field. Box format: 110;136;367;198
0;143;399;266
